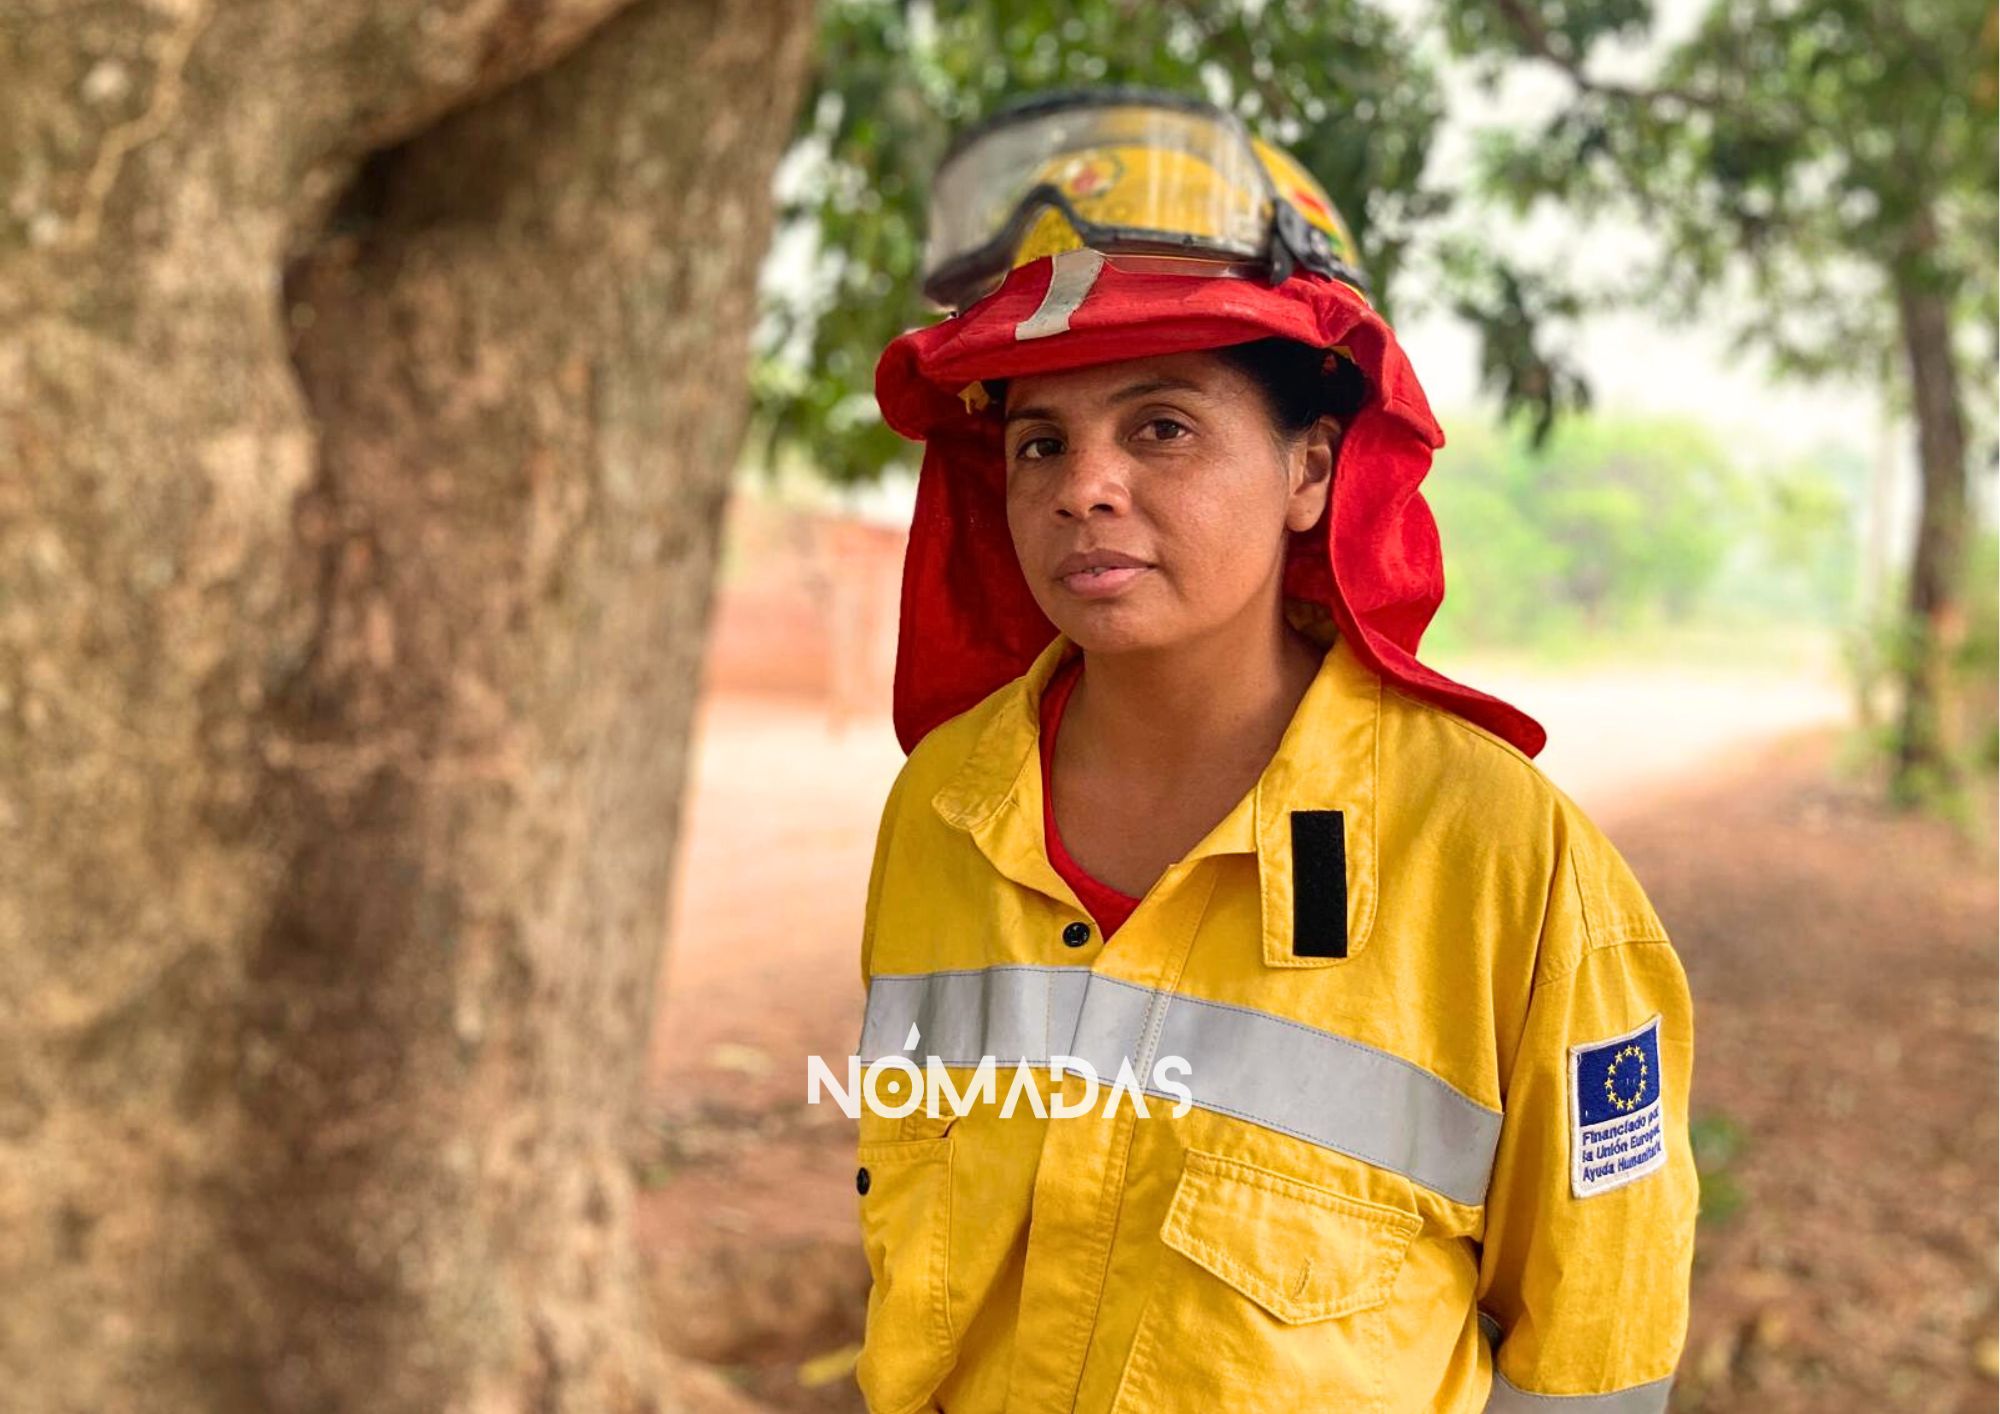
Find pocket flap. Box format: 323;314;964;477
1160;1148;1421;1324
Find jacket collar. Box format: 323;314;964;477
930;626;1381;966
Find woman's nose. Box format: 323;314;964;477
1051;439;1131;519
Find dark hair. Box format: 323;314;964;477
981;337;1369;441
1216;337;1370;440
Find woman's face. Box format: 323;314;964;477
1001;349;1337;655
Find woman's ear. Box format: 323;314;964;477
1284;414;1341;532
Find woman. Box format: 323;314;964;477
854;91;1696;1414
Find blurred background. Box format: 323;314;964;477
3;1;1992;1412
647;3;1998;1411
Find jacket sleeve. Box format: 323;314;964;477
859;766;910;992
1475;819;1699;1412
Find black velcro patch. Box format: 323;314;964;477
1290;809;1349;959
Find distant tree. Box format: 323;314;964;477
1757;452;1867;620
1426;415;1745;648
1440;0;1999;801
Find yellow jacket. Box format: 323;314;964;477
853;629;1697;1413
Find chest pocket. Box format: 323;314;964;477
1112;1147;1422;1413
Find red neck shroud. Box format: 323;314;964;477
873;259;1546;761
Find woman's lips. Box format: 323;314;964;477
1059;564;1152;598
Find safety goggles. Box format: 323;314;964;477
921;89;1369;312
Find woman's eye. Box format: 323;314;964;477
1015;436;1061;461
1139;418;1190;441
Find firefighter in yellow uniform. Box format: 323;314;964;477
853;89;1698;1413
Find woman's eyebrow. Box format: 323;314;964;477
1004;376;1206;426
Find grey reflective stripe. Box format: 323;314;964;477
858;965;1095;1067
857;964;1502;1206
1484;1373;1674;1413
1013;247;1106;340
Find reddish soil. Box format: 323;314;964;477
638;715;1998;1413
1617;731;1999;1413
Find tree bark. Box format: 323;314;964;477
0;1;812;1409
1889;209;1972;802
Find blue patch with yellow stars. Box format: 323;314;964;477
1568;1014;1667;1198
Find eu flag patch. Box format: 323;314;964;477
1568;1014;1667;1198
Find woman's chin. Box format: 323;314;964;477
1049;608;1179;657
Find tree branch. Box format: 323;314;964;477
1485;0;1723;113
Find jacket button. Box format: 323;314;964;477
1062;921;1092;947
856;1166;871;1195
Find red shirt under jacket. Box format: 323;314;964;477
1037;653;1142;941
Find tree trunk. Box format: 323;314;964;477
0;1;812;1410
1889;212;1972;803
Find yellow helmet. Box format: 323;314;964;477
922;88;1369;311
